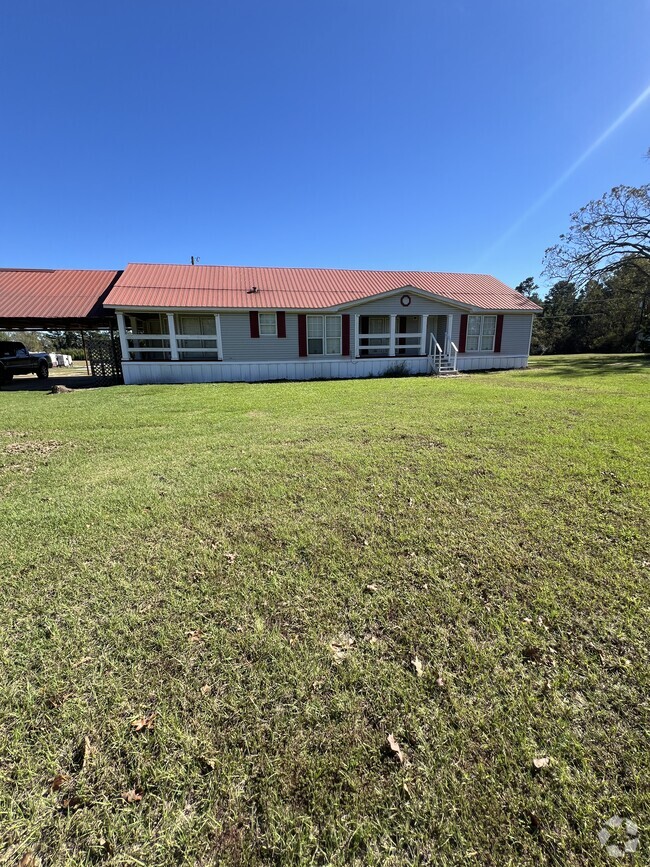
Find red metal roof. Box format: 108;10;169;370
105;263;542;313
0;268;120;321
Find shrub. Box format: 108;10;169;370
380;361;411;378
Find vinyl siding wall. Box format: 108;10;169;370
117;307;534;384
219;299;462;361
220;313;300;361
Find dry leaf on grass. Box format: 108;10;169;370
532;756;550;770
387;733;407;765
49;773;69;791
411;655;424;677
329;635;355;663
200;683;212;695
435;674;445;688
19;854;42;867
131;713;156;732
225;552;237;564
364;583;378;593
71;736;92;771
121;788;143;803
187;629;204;643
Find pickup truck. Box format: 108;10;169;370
0;341;51;383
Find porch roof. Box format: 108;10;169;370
105;263;542;313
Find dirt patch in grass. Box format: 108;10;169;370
4;440;64;457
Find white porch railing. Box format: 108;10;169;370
357;331;422;356
126;334;171;355
118;312;223;361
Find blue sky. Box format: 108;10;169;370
1;0;649;291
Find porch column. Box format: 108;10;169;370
167;313;179;361
446;314;453;353
354;314;360;359
389;314;396;356
214;314;223;360
419;315;428;355
116;312;130;361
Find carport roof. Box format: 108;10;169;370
0;268;121;328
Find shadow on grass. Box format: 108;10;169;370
527;354;650;377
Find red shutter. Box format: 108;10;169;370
458;314;468;353
277;311;286;338
249;311;259;338
494;314;504;352
298;314;307;357
341;315;350;356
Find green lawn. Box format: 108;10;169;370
1;354;648;866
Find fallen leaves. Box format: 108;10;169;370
364;583;378;593
187;629;204;643
411;655;424;677
386;733;407;765
121;788;143;804
329;635;355;664
532;756;550;770
71;736;92;771
18;854;42;867
49;773;69;791
131;713;156;733
59;795;85;813
200;683;212;696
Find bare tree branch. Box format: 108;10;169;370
543;184;650;285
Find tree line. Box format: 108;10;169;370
516;258;649;354
524;157;650;355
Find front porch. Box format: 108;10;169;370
115;309;463;378
116;311;222;362
354;313;450;359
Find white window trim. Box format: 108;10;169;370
258;312;278;337
307;314;342;356
466;315;497;352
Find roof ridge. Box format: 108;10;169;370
125;262;493;279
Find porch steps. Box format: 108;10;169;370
432;358;458;375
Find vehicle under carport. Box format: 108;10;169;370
0;268;122;388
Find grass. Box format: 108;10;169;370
0;354;648;866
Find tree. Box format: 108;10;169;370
0;330;52;352
44;330;83;353
543;182;650;285
534;281;581;354
593;258;650;351
514;277;543;306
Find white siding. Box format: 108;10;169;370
122;352;531;384
123;357;431;385
456;355;528;371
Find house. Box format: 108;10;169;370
103;263;541;385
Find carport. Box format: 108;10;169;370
0;268;122;387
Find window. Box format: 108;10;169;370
258;313;277;336
307;315;341;355
466;315;497;351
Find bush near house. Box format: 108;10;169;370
0;355;648;866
